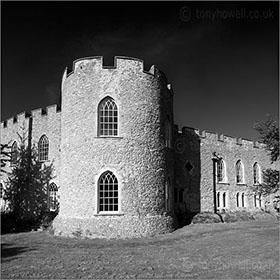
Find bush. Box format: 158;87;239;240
1;212;17;234
192;212;222;224
223;211;255;223
40;210;58;230
1;209;58;234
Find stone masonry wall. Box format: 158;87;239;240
0;106;61;202
30;105;61;189
54;56;177;238
175;127;279;213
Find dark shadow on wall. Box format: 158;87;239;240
174;126;201;227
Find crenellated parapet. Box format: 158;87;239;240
178;126;264;149
1;104;61;130
1;112;30;129
67;56;151;76
31;104;61;118
62;56;172;93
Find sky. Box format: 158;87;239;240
1;1;279;140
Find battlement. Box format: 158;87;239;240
179;126;264;148
63;56;169;85
31;104;61;118
1;111;31;129
1;104;61;129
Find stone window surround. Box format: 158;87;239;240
236;192;247;208
253;162;262;185
38;134;49;162
48;182;58;211
254;194;262;208
97;96;119;137
217;191;228;209
217;159;228;183
94;167;123;215
236;160;245;184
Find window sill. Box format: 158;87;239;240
236;183;247;186
217;182;230;185
94;212;124;216
94;137;123;139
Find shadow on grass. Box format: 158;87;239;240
1;243;36;263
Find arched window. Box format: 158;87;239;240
38;135;49;162
236;193;239;207
236;160;244;183
258;194;262;208
98;171;118;212
241;193;245;207
165;116;172;148
217;192;220;208
253;162;261;185
222;192;226;208
48;183;58;211
11;141;18;166
98;97;118;136
217;159;226;182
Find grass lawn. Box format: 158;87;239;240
1;220;279;279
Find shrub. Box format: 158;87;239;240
192;212;222;224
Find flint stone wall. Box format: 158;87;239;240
54;56;177;237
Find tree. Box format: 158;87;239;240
0;143;10;173
253;115;279;163
3;129;54;228
253;115;279;211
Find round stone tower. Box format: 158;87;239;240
53;56;177;238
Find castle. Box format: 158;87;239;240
0;56;278;238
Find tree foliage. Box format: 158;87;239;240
0;143;10;173
253;116;279;210
261;168;279;195
253;115;279;163
3;130;54;226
